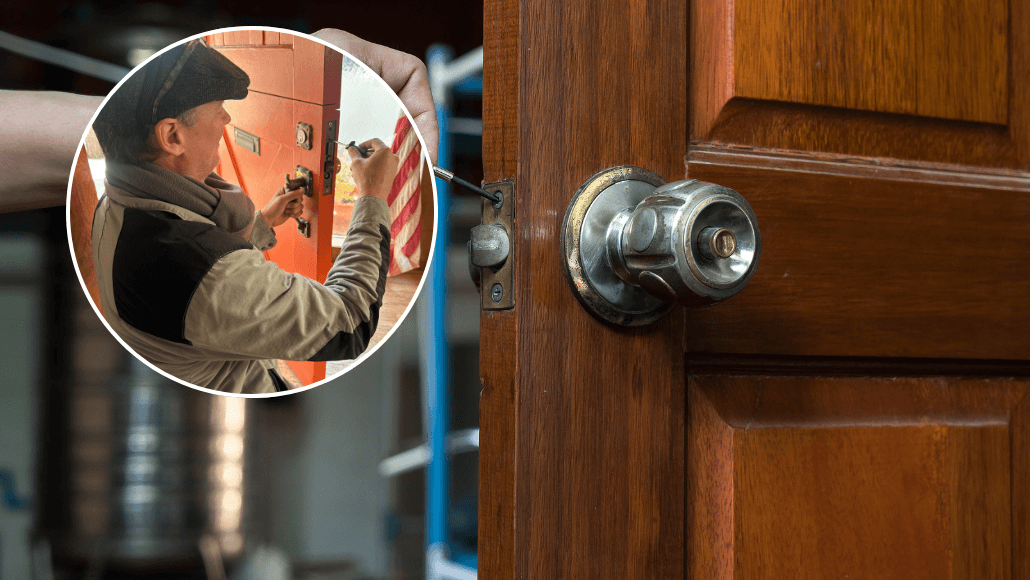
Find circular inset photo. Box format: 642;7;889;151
67;28;436;396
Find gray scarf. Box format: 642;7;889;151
105;161;255;237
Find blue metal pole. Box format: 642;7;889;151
425;43;454;559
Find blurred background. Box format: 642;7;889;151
0;2;485;579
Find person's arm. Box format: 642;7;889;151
1;32;435;214
0;90;102;212
181;196;391;362
180;140;399;363
312;29;439;163
247;185;305;251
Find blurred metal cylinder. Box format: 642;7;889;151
42;363;247;565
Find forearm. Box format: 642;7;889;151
305;196;391;361
324;196;391;307
0;91;102;212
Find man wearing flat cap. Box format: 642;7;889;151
91;38;398;394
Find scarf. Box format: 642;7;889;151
105;161;255;238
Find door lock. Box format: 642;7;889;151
285;167;314;238
433;167;515;310
469;224;509;269
470;181;514;310
561;166;760;327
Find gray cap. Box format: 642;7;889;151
96;38;250;138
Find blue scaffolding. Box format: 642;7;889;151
425;43;483;580
378;43;483;580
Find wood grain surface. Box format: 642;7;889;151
483;0;1030;578
735;0;1008;124
479;1;519;578
689;375;1028;579
480;1;687;579
692;0;1030;170
686;146;1030;360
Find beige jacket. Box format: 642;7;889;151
92;188;390;394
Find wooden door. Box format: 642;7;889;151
480;1;1030;579
208;31;342;385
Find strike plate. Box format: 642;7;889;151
481;181;515;311
323;120;337;195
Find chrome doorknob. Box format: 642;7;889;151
561;166;760;327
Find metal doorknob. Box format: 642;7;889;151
561;166;760;327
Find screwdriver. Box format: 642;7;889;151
337;140;502;205
340;140;373;157
432;166;502;205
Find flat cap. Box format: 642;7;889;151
97;38;250;136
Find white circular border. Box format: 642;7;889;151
65;26;440;398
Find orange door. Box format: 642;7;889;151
208;31;342;385
480;1;1029;579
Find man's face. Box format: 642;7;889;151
180;101;231;179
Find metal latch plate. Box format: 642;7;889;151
481;181;515;311
323;120;337;195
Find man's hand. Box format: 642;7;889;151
312;29;439;164
260;186;305;228
349;138;400;202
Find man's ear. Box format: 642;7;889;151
152;118;186;156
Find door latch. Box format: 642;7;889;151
470;181;515;310
285;167;314;238
296;119;337;196
322;120;337;196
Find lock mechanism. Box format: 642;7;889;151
285;167;314;238
469;181;515;310
296;122;313;150
561;166;760;327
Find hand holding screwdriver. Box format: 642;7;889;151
349;138;399;202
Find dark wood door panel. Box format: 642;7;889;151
685;147;1030;360
691;0;1030;169
735;0;1008;124
689;374;1029;580
482;0;1030;579
481;1;689;579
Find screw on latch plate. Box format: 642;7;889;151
490;284;503;303
296;122;313;150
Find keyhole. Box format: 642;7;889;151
698;227;737;260
712;229;736;258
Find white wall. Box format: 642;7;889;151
338;55;403;147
